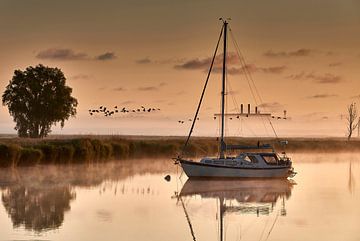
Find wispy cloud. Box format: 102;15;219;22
328;62;342;67
95;52;116;61
121;100;135;104
138;86;158;91
136;58;151;64
113;87;126;91
264;49;314;58
287;72;342;84
213;64;286;75
257;102;284;112
36;48;117;61
69;74;91;80
307;94;338;99
174;52;239;70
175;53;286;75
36;48;88;60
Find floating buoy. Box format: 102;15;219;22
164;175;171;182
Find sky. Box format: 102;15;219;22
0;0;359;137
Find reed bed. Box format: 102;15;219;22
0;136;359;167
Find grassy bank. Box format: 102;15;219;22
0;136;360;167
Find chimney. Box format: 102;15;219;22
248;104;250;114
255;106;258;114
240;104;243;114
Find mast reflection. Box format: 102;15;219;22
177;178;295;241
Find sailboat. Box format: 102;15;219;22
176;19;296;178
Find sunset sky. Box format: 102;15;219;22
0;0;359;137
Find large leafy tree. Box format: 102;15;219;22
2;64;78;138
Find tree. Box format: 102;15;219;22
2;64;78;138
346;102;358;141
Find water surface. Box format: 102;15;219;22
0;153;359;241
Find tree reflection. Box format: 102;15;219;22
0;159;173;232
2;185;75;232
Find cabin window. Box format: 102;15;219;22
261;154;278;165
204;160;213;164
243;156;251;163
243;155;258;163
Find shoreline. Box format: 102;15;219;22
0;136;360;167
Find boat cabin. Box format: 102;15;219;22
200;152;290;168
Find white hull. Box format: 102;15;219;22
180;160;292;178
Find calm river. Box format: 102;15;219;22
0;153;359;241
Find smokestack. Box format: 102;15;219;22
248;104;250;114
284;110;287;118
240;104;243;114
255;106;258;114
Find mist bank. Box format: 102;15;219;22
0;136;359;167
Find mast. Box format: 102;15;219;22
220;20;228;159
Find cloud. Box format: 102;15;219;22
260;66;287;74
138;86;158;91
175;53;286;75
257;102;284;112
36;48;88;60
136;58;152;64
328;62;342;67
174;52;239;70
36;48;117;61
308;73;342;84
113;87;126;91
307;94;338;99
213;64;286;75
174;58;211;70
264;49;314;58
95;52;116;61
121;100;135;104
287;72;342;84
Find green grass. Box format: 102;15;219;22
0;136;360;167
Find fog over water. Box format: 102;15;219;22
0;153;359;241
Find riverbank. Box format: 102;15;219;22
0;136;359;167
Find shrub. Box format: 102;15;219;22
71;139;95;162
112;142;130;159
0;144;21;167
17;148;43;166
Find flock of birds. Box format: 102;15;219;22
177;115;287;124
88;105;287;122
88;106;161;117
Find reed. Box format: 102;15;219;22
0;136;359;167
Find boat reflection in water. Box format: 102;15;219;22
177;178;295;241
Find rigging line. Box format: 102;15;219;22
180;25;224;158
179;196;197;241
229;27;279;139
228;27;271;137
229;28;276;135
264;211;280;241
228;28;259;106
258;212;272;241
229;27;261;105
